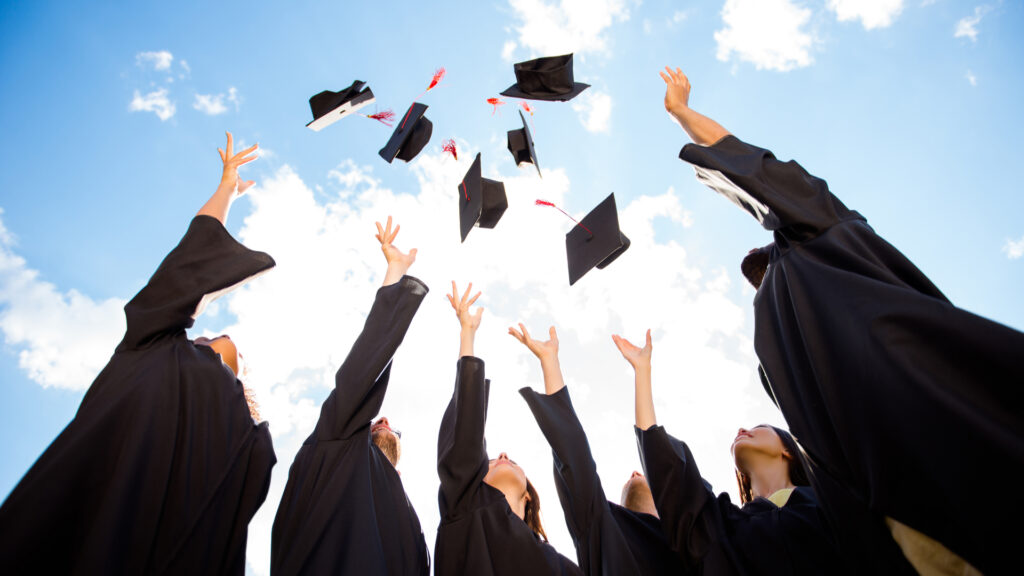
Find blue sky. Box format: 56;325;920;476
2;1;1022;573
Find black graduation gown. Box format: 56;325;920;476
520;386;686;576
271;275;430;576
637;425;843;576
0;215;277;575
435;357;583;576
680;135;1024;575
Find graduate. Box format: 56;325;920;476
511;323;686;576
614;330;843;576
0;133;276;574
662;65;1019;575
271;217;430;575
435;283;582;576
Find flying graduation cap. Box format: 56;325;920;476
507;110;541;178
379;102;433;163
563;193;630;285
458;153;508;242
306;80;376;131
501;54;590;102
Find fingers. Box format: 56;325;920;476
508;326;525;343
519;322;531;342
384;215;393;239
548;326;557;341
659;71;670;84
236;143;258;158
408;248;418;260
460;282;473;307
218;148;226;163
467;291;481;308
390;223;400;244
226;132;233;158
376;221;384;240
235;154;259;167
451;281;458;304
645;329;652;348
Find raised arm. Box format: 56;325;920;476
198;131;258;225
118;133;273;351
662;67;850;238
508;324;564;395
612;330;655;431
315;217;427;440
661;67;731;147
437;283;489;518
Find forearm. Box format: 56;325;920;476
671;105;731;147
539;356;565;395
196;182;235;225
382;261;410;287
459;327;476;358
634;365;656;430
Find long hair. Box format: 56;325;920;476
735;426;810;505
523;478;548;542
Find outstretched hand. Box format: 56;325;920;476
448;281;483;332
612;329;652;370
217;131;258;196
508;323;559;363
660;66;690;118
375;216;418;280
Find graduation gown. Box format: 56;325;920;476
435;357;583;576
679;135;1024;575
271;275;430;576
520;386;686;576
637;425;843;576
0;215;277;575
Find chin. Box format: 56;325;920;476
483;465;526;490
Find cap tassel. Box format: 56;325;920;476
362;109;396;127
461;182;470;201
403;66;448;129
486;97;506;115
535;199;592;236
520;102;534;116
443;139;458;160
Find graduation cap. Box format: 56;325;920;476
741;244;774;289
501;54;590;102
507;110;541;177
306;80;375;131
379;102;433;163
564;193;630;285
458;153;508;242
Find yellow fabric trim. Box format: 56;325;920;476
767;487;795;508
885;517;983;576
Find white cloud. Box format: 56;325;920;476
135;50;174;71
671;10;689;25
828;0;904;30
207;150;780;574
966;70;977;86
955;5;990;42
1003;235;1024;259
504;0;633;59
193;87;239;116
129;87;176;121
0;210;126;390
714;0;815;72
570;89;613;132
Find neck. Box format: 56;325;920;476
746;457;794;501
492;480;527;520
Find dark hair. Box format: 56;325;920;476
735;426;810;505
523;478;548;542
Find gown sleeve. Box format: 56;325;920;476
635;425;725;571
437;356;490;520
520;386;609;571
117;215;275;351
679;135;852;242
315;275;428;441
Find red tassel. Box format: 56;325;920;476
363;109;395;127
520;102;534;116
443;139;458;160
427;67;446;92
486;97;506;115
461;182;470;201
535;199;592;236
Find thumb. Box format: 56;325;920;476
408;248;419;260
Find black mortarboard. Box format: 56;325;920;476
458;153;508;242
500;54;590;102
379;102;433;163
507;110;541;178
565;193;630;285
306;80;375;131
741;243;774;289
